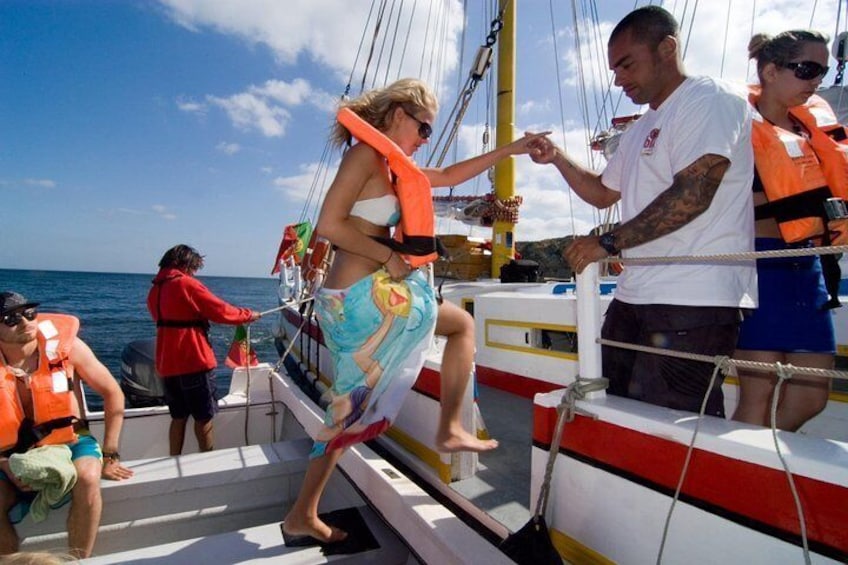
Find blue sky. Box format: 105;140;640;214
2;0;842;277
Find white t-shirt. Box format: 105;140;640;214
602;76;757;308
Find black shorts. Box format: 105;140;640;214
162;370;219;421
601;299;743;417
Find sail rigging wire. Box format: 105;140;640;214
719;0;731;77
416;0;436;79
426;4;505;169
379;0;404;87
548;0;578;237
360;0;389;93
396;0;418;81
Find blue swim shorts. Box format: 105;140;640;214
162;369;218;421
2;432;102;524
736;238;835;353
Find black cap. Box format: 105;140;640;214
0;292;40;316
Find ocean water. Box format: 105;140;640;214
0;269;282;409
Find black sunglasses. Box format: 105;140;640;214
780;60;829;81
2;308;37;327
402;108;433;140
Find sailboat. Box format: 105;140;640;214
272;1;848;564
12;2;848;564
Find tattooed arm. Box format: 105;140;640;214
564;153;730;274
614;153;729;249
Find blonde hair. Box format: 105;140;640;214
0;551;77;564
330;78;438;147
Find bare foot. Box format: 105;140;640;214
281;514;348;544
435;429;499;453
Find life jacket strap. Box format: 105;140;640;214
754;186;832;222
371;235;441;258
4;416;79;456
156;319;210;329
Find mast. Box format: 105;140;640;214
491;0;516;278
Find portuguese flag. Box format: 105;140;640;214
225;325;259;368
271;221;313;274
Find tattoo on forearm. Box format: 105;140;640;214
617;154;729;249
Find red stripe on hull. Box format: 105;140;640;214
476;364;562;399
533;405;848;557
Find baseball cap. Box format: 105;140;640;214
0;292;40;316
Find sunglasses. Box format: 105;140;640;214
402;108;433;140
780;60;829;81
2;308;37;327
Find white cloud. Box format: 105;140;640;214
208;91;291;137
176;97;207;114
158;0;464;83
204;78;335;137
273;160;339;202
216;141;241;155
152;204;177;220
24;178;56;188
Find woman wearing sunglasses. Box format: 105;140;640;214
733;30;848;431
280;78;547;545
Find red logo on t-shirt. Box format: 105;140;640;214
643;128;660;149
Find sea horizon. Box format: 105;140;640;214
0;269;282;410
0;266;276;281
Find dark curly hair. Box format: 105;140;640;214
158;244;204;272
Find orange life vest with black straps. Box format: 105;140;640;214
749;86;848;243
0;314;79;452
337;107;439;267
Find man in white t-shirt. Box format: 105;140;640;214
528;5;756;416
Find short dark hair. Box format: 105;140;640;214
609;5;679;49
158;244;204;272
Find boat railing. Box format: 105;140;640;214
575;243;848;384
571;243;848;563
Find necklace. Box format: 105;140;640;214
756;104;806;136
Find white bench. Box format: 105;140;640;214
19;439;316;556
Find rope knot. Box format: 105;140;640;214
712;354;733;376
560;376;609;422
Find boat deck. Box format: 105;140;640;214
17;437;421;564
448;384;534;533
84;506;414;565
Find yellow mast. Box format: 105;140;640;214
491;0;516;278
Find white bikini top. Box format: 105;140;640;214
350;193;401;227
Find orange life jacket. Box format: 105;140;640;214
749;87;848;243
337;107;439;267
0;314;79;452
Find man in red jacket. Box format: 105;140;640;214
147;245;260;455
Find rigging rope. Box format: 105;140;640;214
604;243;848;265
654;357;727;564
534;376;609;519
598;337;848;381
770;364;812;565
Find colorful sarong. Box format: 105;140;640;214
311;269;437;457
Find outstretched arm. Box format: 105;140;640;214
422;131;550;188
527;136;619;209
70;338;134;480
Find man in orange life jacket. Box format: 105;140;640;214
147;244;260;456
0;291;133;558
